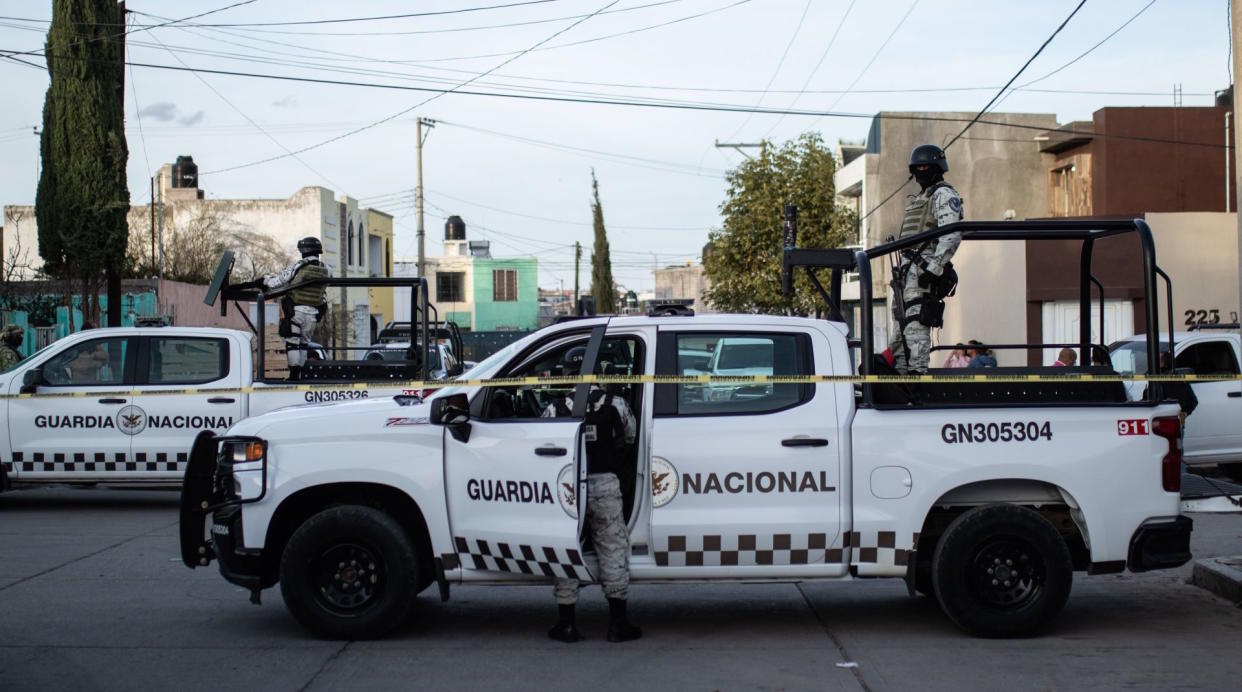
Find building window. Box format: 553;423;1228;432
437;272;465;302
493;269;518;302
358;222;365;265
347;220;354;266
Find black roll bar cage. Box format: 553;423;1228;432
782;218;1171;403
221;276;431;382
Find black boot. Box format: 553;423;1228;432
606;598;642;642
547;603;581;643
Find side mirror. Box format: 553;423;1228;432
20;367;42;393
431;392;470;425
430;392;471;443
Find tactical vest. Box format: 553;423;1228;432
289;261;329;306
582;389;625;476
899;181;957;242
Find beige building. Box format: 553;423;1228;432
2;156;398;348
653;262;714;314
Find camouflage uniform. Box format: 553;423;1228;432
543;388;637;604
0;343;21;370
0;325;24;370
263;257;331;370
889;183;963;373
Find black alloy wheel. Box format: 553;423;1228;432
932;504;1073;637
280;505;419;639
313;542;385;615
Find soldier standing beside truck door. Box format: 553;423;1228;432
0;325;24;370
263;237;330;380
541;347;643;643
889;144;964;374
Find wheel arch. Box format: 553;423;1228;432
916;479;1091;572
262;482;435;589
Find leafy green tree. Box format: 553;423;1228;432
36;0;129;327
704;133;856;315
588;169;616;313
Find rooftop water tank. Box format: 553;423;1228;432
445;215;466;241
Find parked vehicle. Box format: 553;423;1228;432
1110;328;1242;481
181;218;1190;640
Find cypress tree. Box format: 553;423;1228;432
588;170;615;314
36;0;129;326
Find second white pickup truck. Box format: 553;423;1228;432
0;326;423;488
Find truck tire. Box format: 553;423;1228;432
931;504;1072;637
279;505;419;640
1218;463;1242;484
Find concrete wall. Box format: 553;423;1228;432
365;209;395;328
1094;107;1235;216
935;240;1029;367
157;279;251;330
653;263;714;313
1147;212;1240;329
2;205;41;280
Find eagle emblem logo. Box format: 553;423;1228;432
651;457;678;508
116;405;147;436
556;465;578;519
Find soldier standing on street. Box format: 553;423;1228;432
542;347;642;643
889;144;964;374
0;325;25;370
263;237;330;380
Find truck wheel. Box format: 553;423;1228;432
279;505;419;640
932;504;1072;637
1218;463;1242;484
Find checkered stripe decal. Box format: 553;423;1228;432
2;451;188;474
653;531;922;568
445;536;586;579
654;533;847;567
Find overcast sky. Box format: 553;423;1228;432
0;0;1230;290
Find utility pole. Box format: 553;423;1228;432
149;176;156;275
714;139;766;159
416;117;435;279
1233;2;1242;336
573;241;582;307
157;171;164;282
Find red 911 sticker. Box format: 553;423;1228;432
1117;419;1150;436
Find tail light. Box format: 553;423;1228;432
1151;415;1182;492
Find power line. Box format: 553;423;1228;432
988;0;1158;113
135;0;688;37
143;30;349;193
134;1;566;29
725;0;813;140
4;0;257;59
4;49;1227;152
806;0;920;131
201;0;622;176
425;186;710;231
764;0;856;137
944;0;1089;150
858;0;1091;228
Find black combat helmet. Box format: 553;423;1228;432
908;144;948;174
297;236;323;257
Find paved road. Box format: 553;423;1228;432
1;487;1240;692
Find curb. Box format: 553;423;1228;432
1191;556;1242;606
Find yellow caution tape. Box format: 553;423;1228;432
0;372;1234;400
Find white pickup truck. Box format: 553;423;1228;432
0;326;421;489
1110;329;1242;481
180;218;1192;640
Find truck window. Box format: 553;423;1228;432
148;337;229;384
1175;341;1240;376
666;332;812;416
42;337;128;386
483;336;643;420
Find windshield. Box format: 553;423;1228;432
433;331;544;398
1108;340;1169;375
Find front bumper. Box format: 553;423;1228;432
1128;516;1193;572
178;431;269;591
